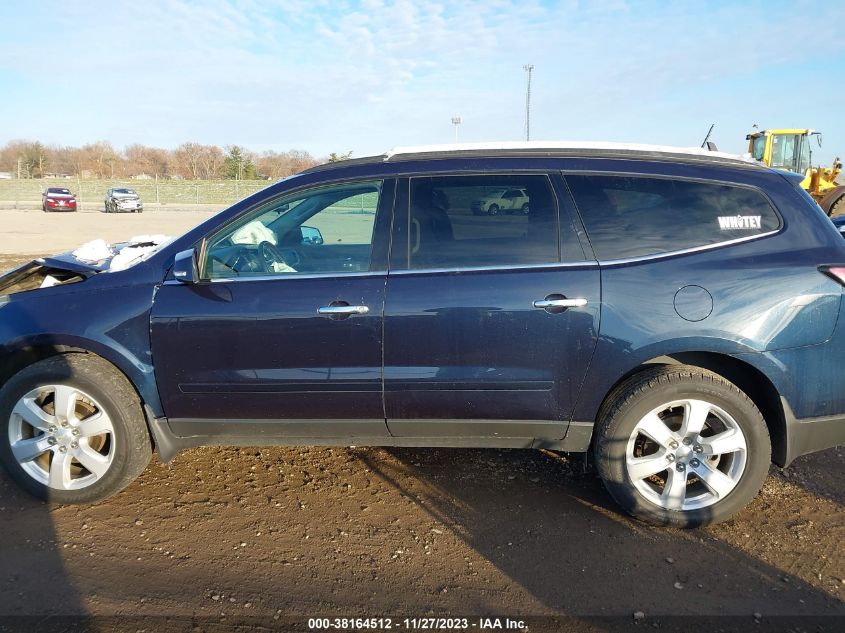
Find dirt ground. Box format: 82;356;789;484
0;209;218;255
0;214;843;632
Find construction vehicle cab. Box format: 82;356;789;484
747;128;844;217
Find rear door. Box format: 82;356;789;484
383;173;601;443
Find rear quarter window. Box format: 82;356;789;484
565;175;781;260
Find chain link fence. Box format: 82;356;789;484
0;178;274;208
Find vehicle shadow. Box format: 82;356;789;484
0;402;87;630
774;447;844;506
359;446;844;624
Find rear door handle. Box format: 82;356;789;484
317;304;370;315
533;298;587;309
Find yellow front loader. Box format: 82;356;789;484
747;128;844;217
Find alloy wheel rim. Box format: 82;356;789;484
8;385;116;490
625;399;747;511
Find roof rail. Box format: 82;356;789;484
383;141;759;165
299;141;762;175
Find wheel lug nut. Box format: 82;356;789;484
690;459;700;468
61;421;69;428
72;429;80;437
70;441;78;449
47;437;57;445
666;454;676;462
693;444;703;453
668;441;679;450
48;426;57;433
58;446;67;453
676;463;686;472
682;437;692;446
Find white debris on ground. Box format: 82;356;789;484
71;235;173;271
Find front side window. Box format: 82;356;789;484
566;175;780;261
407;174;559;269
204;180;381;278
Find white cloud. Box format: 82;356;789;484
0;0;843;156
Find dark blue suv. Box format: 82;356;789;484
2;143;844;527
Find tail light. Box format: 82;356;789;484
819;265;845;286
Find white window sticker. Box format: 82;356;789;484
717;215;762;230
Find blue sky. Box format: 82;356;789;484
1;0;843;160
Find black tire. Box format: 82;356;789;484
487;204;499;216
830;196;845;219
594;365;771;527
0;354;152;504
520;202;530;215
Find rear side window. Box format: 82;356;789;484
407;175;559;269
565;175;780;260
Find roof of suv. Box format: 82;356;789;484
302;141;764;174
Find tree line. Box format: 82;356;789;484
0;140;349;180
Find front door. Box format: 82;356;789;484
150;179;394;439
383;173;600;442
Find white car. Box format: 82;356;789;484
471;187;529;215
104;188;144;213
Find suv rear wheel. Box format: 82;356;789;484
0;354;152;504
594;365;771;527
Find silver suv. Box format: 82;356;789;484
104;188;144;213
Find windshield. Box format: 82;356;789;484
114;189;136;195
47;188;71;195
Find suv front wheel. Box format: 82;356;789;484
595;365;771;527
0;354;152;504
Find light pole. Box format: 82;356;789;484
451;116;462;143
522;64;534;141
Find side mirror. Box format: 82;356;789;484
172;248;199;283
300;225;324;245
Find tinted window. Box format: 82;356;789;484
566;175;780;260
407;175;559;269
204;180;380;278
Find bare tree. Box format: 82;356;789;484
46;145;77;176
0;140;318;180
126;144;170;177
173;142;204;179
198;145;224;179
256;149;318;179
79;141;121;178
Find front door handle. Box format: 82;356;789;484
533;296;588;311
533;298;587;309
317;304;370;316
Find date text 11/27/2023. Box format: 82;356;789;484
307;617;527;631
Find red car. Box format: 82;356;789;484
42;187;78;212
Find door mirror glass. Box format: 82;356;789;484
172;248;198;283
300;225;324;245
